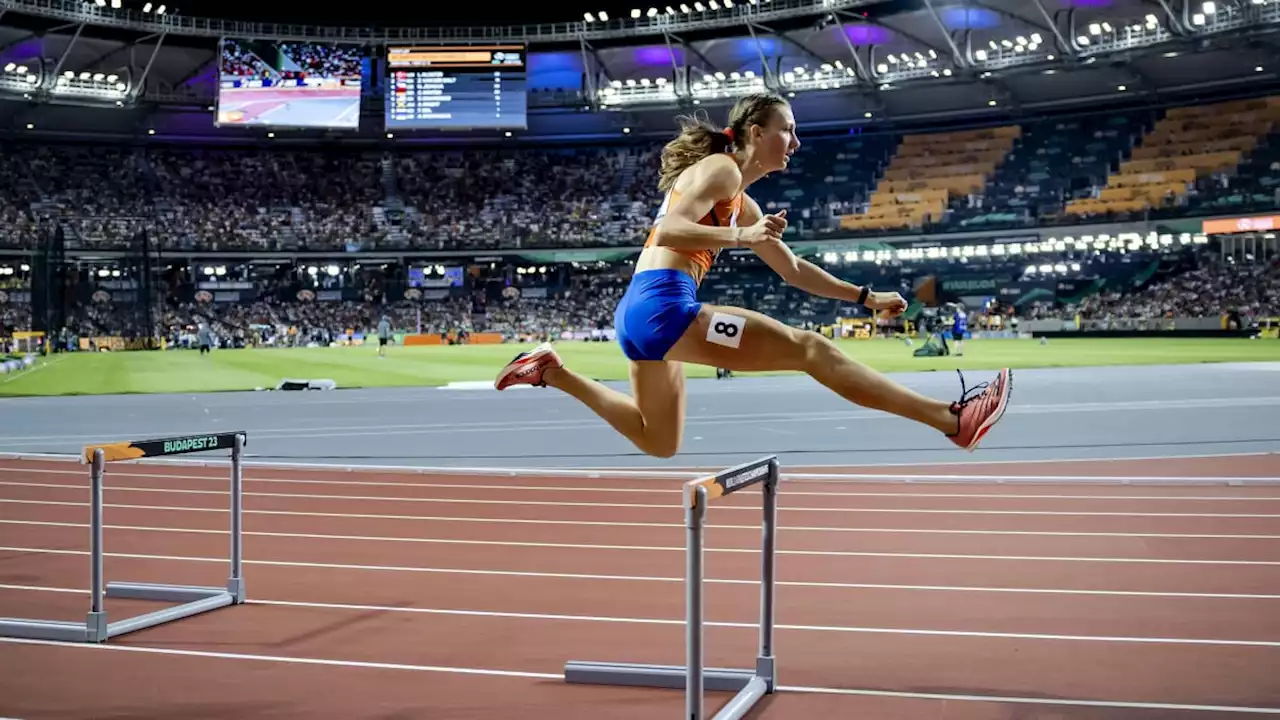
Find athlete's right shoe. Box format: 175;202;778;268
946;368;1013;452
494;342;563;390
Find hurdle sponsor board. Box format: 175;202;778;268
684;456;775;508
82;432;245;463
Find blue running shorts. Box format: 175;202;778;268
613;268;703;361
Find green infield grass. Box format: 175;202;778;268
1;337;1277;398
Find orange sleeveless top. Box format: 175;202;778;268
642;188;744;284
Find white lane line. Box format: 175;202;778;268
0;636;559;678
5;481;1279;517
780;685;1280;715
0;395;1275;444
4;454;1280;486
5;519;1279;567
4;498;1280;539
2;547;1278;601
5;466;1280;500
3;636;1278;714
3;583;1280;643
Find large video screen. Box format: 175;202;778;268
385;44;527;130
217;38;363;129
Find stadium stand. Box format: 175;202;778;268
3;93;1280;351
1066;96;1280;220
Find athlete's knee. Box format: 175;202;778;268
647;441;680;459
796;328;839;369
638;427;681;458
640;427;680;456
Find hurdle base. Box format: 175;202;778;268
565;661;757;692
102;581;236;639
0;617;97;642
564;661;771;720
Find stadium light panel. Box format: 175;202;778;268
94;0;105;5
3;63;13;73
647;7;657;16
1088;22;1101;34
584;12;593;20
1202;1;1215;12
724;0;733;6
143;1;151;9
974;49;987;60
631;8;640;17
599;11;608;20
1192;12;1205;24
110;0;120;7
680;3;690;11
156;5;165;13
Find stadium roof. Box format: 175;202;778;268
1;0;1278;141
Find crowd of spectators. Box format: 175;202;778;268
1;95;1275;254
275;43;362;80
3;244;1276;349
220;41;361;82
219;40;274;79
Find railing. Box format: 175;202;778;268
0;0;884;44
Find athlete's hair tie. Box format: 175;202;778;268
723;127;735;143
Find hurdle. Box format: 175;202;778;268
564;455;779;719
0;431;247;643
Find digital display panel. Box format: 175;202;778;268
385;44;527;130
217;38;363;129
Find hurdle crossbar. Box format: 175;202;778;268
0;431;248;643
564;455;779;719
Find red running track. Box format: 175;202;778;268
1;455;1279;718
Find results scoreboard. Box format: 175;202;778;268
385;44;527;130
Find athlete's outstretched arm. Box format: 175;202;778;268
651;155;783;251
742;195;906;314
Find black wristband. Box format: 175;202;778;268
857;286;871;306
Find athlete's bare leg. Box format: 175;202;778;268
666;304;960;434
541;359;687;458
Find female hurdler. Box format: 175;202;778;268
495;93;1012;457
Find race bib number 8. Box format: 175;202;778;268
707;312;745;349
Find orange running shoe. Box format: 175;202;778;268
494;342;563;390
947;368;1013;452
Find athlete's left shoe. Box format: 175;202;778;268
946;368;1013;452
494;342;563;390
